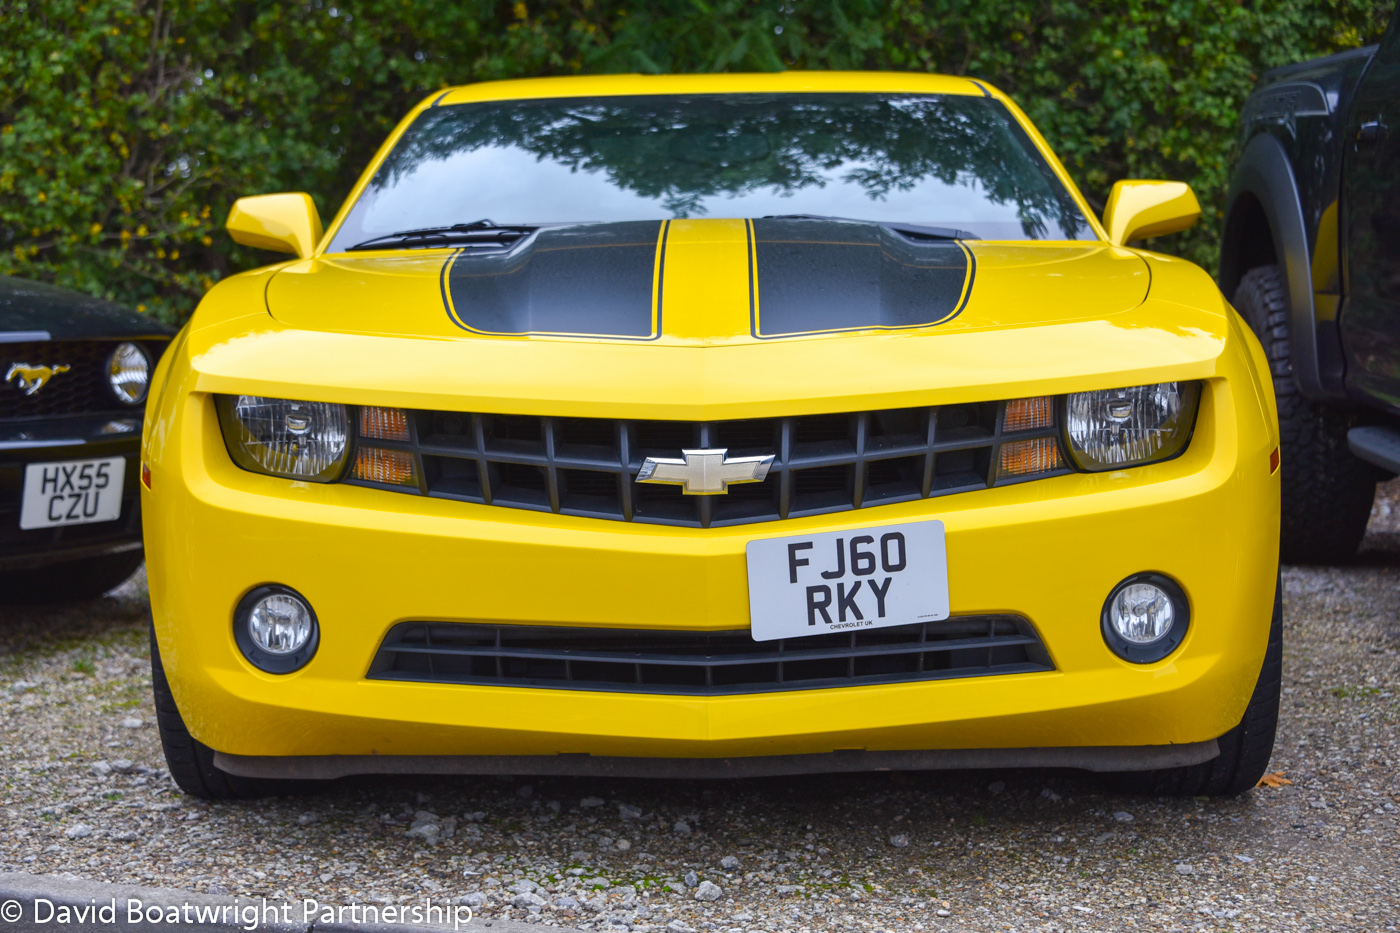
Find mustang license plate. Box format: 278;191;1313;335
19;457;126;530
746;520;950;641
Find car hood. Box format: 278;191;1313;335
189;218;1238;420
265;218;1151;346
1;276;172;340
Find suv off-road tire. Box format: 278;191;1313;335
1234;264;1383;563
150;624;315;800
0;550;145;606
1120;574;1282;797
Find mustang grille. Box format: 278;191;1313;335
368;616;1053;695
1;339;167;420
345;402;1068;527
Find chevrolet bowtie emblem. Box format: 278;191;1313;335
5;362;71;396
636;448;776;495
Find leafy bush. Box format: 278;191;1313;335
1;0;1392;322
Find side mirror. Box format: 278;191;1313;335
226;193;323;259
1101;180;1201;247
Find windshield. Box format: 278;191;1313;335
326;93;1094;252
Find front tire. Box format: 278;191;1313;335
1233;264;1382;563
150;624;316;800
1123;574;1282;797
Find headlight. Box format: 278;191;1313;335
215;395;349;482
1064;381;1200;471
107;342;151;405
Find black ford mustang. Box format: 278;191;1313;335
1;276;173;603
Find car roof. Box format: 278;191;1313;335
432;71;996;108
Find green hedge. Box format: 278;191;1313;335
1;0;1392;323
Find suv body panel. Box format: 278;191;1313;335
1221;45;1378;400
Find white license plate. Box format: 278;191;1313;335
19;457;126;530
746;520;950;642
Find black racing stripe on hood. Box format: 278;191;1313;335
746;218;973;339
442;220;666;339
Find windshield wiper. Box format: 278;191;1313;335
763;214;978;241
347;220;540;252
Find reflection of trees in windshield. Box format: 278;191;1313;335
368;94;1087;239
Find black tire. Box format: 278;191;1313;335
0;550;145;606
1233;264;1383;564
1122;574;1283;797
150;624;317;800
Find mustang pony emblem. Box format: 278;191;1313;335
636;448;775;495
5;362;71;396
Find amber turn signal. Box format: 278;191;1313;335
997;436;1062;478
353;447;417;486
1002;396;1054;432
360;406;410;442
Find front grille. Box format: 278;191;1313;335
346;402;1069;527
1;339;168;420
368;617;1052;695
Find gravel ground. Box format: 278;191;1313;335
3;488;1399;933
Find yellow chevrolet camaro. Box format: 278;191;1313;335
142;73;1281;800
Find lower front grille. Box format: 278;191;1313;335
368;616;1053;695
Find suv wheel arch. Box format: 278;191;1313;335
1222;132;1344;399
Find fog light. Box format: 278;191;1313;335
234;585;319;673
250;594;312;653
1101;572;1189;663
1109;584;1174;643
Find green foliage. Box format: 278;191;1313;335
1;0;1393;323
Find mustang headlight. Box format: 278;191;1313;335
215;395;349;482
107;342;151;405
1064;381;1200;471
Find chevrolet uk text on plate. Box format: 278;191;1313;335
746;520;950;641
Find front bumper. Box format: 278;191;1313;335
145;370;1281;763
0;415;145;571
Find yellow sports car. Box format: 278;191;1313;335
142;73;1281;800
